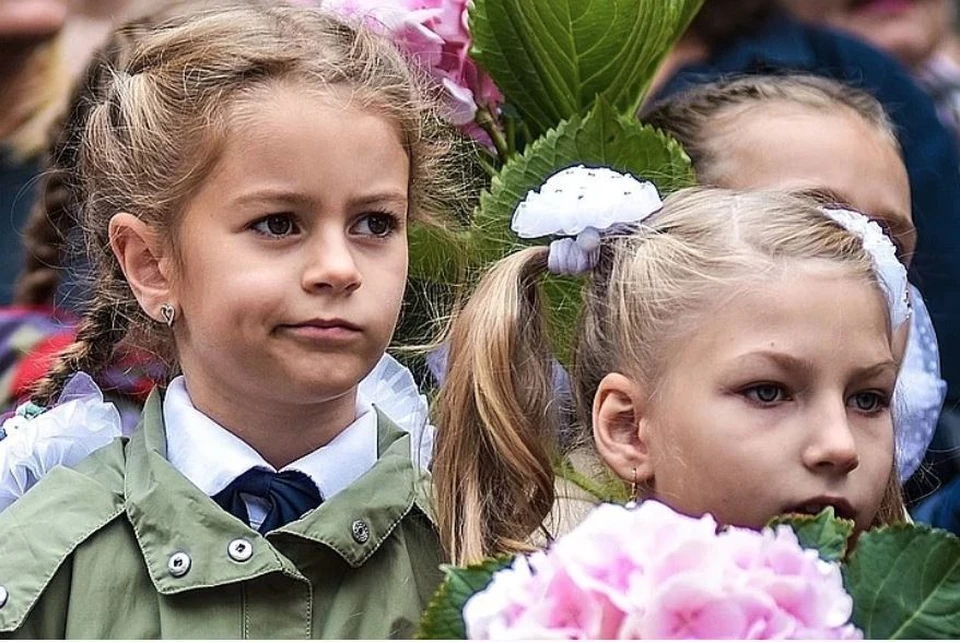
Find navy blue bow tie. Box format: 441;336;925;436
212;468;322;534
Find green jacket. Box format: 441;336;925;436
0;390;443;638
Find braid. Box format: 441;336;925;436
30;293;137;406
13;168;74;306
12;21;121;307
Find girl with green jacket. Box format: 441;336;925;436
0;3;460;637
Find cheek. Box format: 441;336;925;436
856;420;896;496
367;243;408;302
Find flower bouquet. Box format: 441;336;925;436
418;501;960;639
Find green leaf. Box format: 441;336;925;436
844;523;960;639
768;507;854;562
465;99;694;361
408;220;471;285
469;0;703;137
417;557;513;639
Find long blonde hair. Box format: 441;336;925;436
30;3;458;405
434;187;905;564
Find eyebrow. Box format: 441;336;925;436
233;189;316;208
232;189;408;210
736;351;898;381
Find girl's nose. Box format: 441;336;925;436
302;232;361;293
802;401;860;475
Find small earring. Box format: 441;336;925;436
159;303;176;327
625;466;640;509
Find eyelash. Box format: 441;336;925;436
250;213;300;239
248;211;403;240
353;210;402;238
739;383;891;414
741;383;790;406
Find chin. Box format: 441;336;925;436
295;366;371;399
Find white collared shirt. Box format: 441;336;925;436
163;376;377;530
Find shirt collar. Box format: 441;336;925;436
163;376;378;500
125;391;434;593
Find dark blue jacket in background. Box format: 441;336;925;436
658;11;960;403
0;150;39;306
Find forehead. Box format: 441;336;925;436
661;263;893;376
710;101;911;228
209;85;408;187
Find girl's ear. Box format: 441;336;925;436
592;372;655;486
108;212;175;322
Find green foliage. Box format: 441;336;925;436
769;507;855;562
555;454;630;503
844;523;960;639
468;0;704;137
408;220;471;284
464;99;694;361
417;557;513;639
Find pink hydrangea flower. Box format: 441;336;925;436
322;0;503;127
463;502;862;639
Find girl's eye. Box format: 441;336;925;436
743;384;787;405
353;212;398;238
848;391;887;414
252;214;298;238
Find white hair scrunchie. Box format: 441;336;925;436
510;165;663;276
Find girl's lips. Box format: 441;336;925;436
783;497;857;521
279;319;363;342
294;318;362;331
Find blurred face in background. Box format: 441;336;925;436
0;0;142;73
782;0;953;68
0;0;67;43
707;100;915;265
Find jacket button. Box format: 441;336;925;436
227;538;253;562
0;585;8;608
351;519;370;544
167;551;191;577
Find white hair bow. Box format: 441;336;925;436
511;166;663;276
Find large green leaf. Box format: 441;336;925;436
408;219;471;285
768;507;855;562
417;557;513;639
465;99;694;361
844;524;960;639
469;0;703;137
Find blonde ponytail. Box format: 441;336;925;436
433;247;559;565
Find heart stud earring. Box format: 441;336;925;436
159;303;176;327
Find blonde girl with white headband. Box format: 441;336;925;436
433;170;910;565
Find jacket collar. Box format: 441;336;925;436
124;389;433;594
